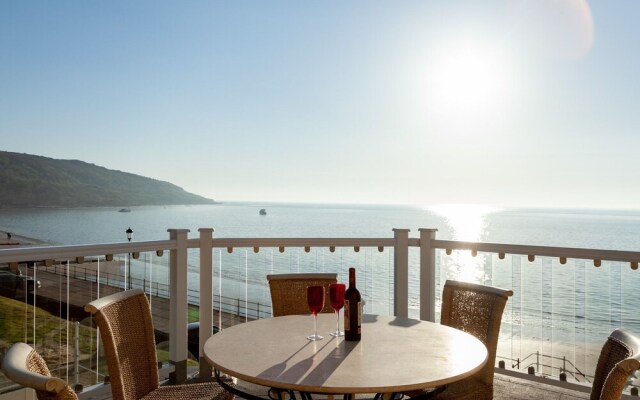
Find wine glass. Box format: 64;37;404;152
329;283;345;337
306;285;325;341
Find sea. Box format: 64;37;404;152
3;202;640;249
2;203;640;377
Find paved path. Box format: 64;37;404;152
29;268;253;338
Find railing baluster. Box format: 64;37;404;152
199;228;214;378
168;228;189;383
393;229;410;318
419;229;437;322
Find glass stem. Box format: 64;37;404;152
314;314;318;337
336;310;339;333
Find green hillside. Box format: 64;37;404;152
0;151;215;208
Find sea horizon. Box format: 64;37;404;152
2;202;640;249
4;200;640;214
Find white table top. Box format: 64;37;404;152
203;314;488;394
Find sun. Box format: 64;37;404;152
423;41;513;125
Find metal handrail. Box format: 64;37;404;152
36;263;274;319
501;352;589;382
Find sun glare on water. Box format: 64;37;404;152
429;204;498;242
428;204;500;283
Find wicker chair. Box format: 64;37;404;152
84;289;232;400
267;273;337;317
418;280;513;400
2;342;78;400
590;328;640;400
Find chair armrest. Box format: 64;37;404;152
600;358;640;400
2;343;68;393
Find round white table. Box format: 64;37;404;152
203;314;487;398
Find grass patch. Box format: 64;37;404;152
0;295;199;384
188;305;200;322
0;296;97;366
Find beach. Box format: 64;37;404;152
0;229;46;248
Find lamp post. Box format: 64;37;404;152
126;227;133;289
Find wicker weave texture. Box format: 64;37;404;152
33;385;79;400
590;329;640;400
94;291;159;400
600;365;630;400
268;274;337;317
26;349;78;400
26;349;51;377
88;289;233;400
435;280;513;400
140;381;232;400
430;377;492;400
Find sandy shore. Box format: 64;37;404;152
0;229;47;247
497;335;603;383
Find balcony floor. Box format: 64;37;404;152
493;374;589;399
77;373;592;400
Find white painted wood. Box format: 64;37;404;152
168;228;189;382
198;228;214;378
393;229;410;318
419;228;438;322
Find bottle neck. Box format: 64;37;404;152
348;268;356;288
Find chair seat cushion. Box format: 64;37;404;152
140;381;233;400
430;377;492;400
35;386;78;400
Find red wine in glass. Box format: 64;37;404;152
307;286;325;340
329;283;345;337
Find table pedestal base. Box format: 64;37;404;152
214;370;443;400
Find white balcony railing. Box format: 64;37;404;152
1;227;640;395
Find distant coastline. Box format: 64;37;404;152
0;150;217;209
0;203;221;211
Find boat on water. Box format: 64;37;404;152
259;209;267;215
118;208;131;213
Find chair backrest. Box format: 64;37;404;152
267;273;337;317
440;279;513;387
591;328;640;400
84;289;159;400
2;342;78;400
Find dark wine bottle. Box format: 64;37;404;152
344;267;361;341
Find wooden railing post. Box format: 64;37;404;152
419;228;438;322
198;228;214;378
393;228;410;318
168;228;189;383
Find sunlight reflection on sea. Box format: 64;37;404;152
429;204;500;283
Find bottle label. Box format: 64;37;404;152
357;301;362;333
344;299;350;330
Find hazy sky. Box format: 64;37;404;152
2;1;639;209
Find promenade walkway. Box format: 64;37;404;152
30;268;253;337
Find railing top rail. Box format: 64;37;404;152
2;233;638;265
432;239;640;264
187;237;398;249
0;240;176;264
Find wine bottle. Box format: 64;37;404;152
344;267;361;341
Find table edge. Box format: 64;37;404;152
204;315;489;394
